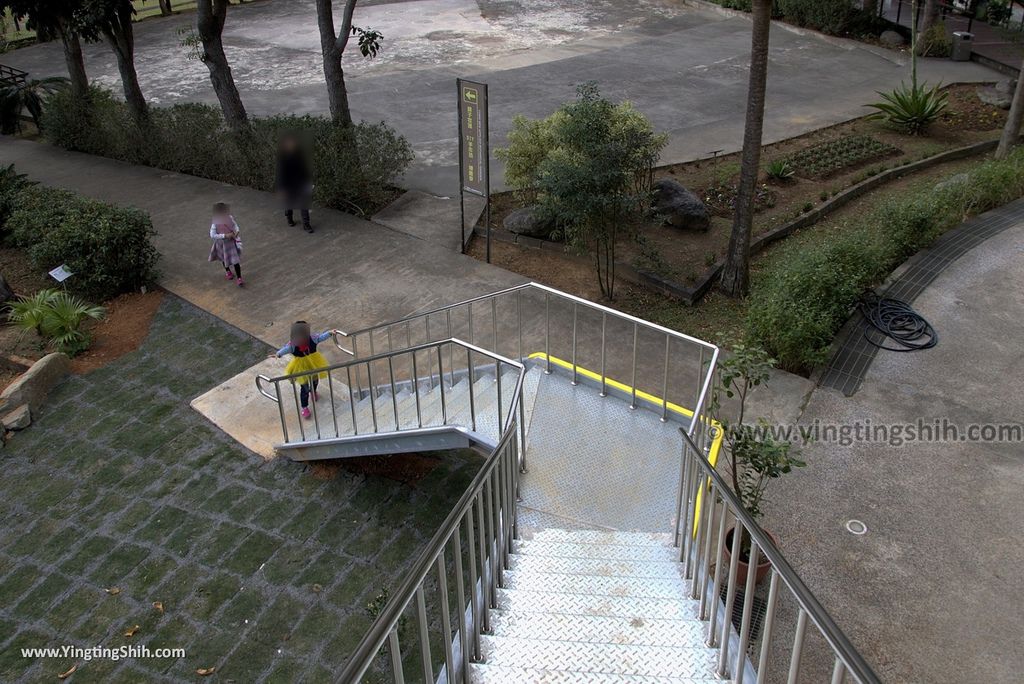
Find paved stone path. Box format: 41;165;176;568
0;296;480;681
0;0;1001;195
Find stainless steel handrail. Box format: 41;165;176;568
256;337;524;448
329;282;720;481
678;428;881;684
338;367;525;683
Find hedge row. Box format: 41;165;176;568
746;148;1024;372
0;168;159;301
711;0;883;37
42;87;414;216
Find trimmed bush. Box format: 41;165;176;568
6;185;160;301
42;87;414;216
746;149;1024;372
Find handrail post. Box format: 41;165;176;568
599;312;607;396
412;353;423;428
388;357;400;431
274;381;288;443
661;336;670;422
570;302;578;385
544;292;552;373
467;349;477;433
756;571;781;684
630;323;639;409
438;346;448;425
327;369;339;438
346;366;358;435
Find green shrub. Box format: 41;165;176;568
746;149;1024;371
6;185;160;301
867;82;949;135
0;163;33;231
919;23;952;58
987;0;1012;25
776;0;859;35
42;87;414;216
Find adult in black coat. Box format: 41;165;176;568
276;134;314;233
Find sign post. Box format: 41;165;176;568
457;78;490;260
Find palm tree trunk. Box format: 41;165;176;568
159;0;173;15
721;0;773;298
996;58;1024;158
315;0;356;127
197;0;248;130
56;19;89;98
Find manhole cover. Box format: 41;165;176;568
846;520;868;535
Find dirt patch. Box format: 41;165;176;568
309;452;444;485
70;291;164;374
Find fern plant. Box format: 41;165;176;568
867;81;948;135
8;289;105;356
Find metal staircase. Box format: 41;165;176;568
255;283;881;684
472;529;725;682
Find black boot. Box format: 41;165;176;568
285;210;296;227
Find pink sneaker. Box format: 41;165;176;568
236;278;244;287
225;271;234;280
301;407;311;420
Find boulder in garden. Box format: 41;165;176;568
503;206;555;239
651;179;711;232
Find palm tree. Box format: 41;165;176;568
720;0;773;298
0;76;68;134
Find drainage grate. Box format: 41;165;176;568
719;584;768;644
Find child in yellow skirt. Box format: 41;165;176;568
274;321;331;419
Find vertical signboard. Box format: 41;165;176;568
457;78;490;259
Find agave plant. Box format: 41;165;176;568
8;288;105;356
0;76;69;134
867;81;949;136
764;159;794;182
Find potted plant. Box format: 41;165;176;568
710;343;804;586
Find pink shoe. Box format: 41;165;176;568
301;407;311;420
225;271;234;280
237;278;244;287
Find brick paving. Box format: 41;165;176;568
0;296;479;683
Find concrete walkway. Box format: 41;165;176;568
0;138;523;349
767;211;1024;682
0;0;1001;195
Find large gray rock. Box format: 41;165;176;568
503;206;555;239
0;353;70;415
651;179;711;232
2;404;30;431
879;30;906;47
977;79;1016;109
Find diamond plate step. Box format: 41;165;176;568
469;664;723;683
522;530;675;546
488;611;709;647
508;554;686;579
512;540;678;562
477;635;719;678
503;570;689;600
496;588;697;621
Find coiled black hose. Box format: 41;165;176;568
858;292;938;352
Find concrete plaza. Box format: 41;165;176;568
0;0;1000;194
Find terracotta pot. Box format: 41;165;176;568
724;526;774;587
